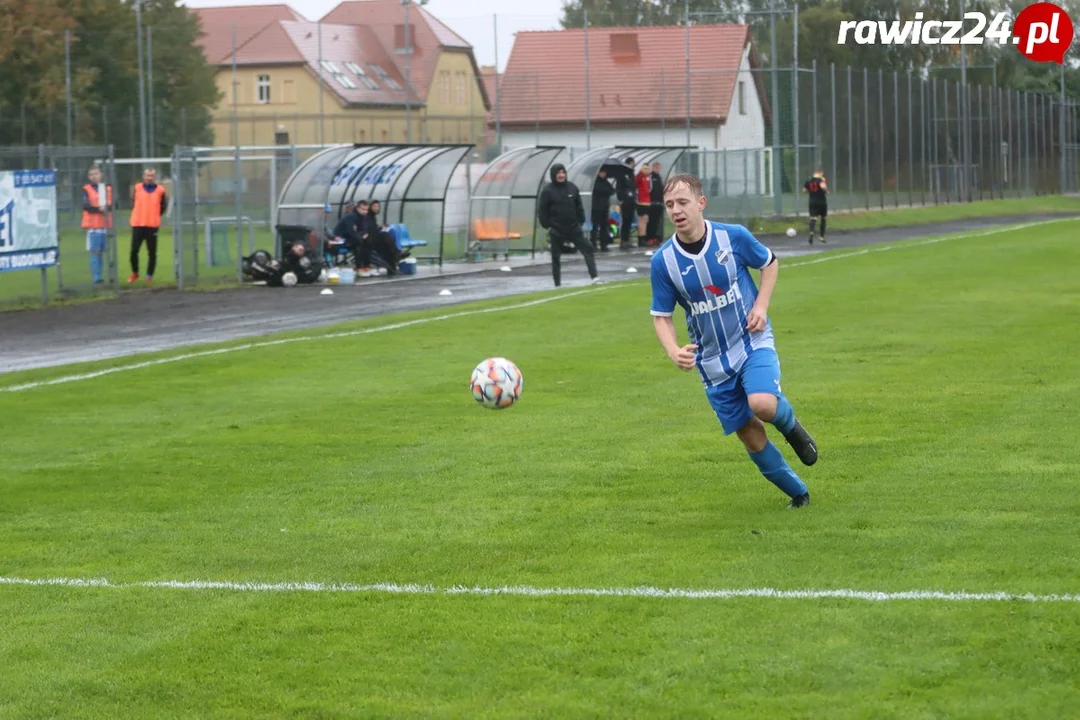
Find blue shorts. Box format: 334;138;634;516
86;229;107;252
705;347;784;435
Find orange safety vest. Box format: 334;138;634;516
82;184;113;229
130;183;165;228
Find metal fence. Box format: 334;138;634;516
1;63;1077;306
0;145;120;306
496;63;1080;219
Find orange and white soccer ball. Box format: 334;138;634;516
470;357;523;410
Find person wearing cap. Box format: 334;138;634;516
537;163;599;288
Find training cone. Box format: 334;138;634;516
645;250;655;257
320;288;334;295
439;289;452;296
500;266;512;272
626;267;638;273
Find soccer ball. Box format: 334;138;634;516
470;357;523;410
785;227;797;238
282;271;298;287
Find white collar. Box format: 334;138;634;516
673;223;712;260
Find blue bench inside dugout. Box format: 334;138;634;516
387;223;428;252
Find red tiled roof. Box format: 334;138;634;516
497;24;766;128
321;1;479;106
192;4;305;64
193;2;491;113
281;22;413;107
220;20;414;107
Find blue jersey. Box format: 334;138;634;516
650;221;776;387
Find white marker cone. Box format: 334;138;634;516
320;288;334;295
500;266;512;272
626;267;638;273
439;289;453;296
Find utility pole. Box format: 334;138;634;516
685;0;691;147
135;0;148;157
404;0;412;143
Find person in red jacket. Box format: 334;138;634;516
635;163;651;247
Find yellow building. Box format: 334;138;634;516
193;2;492;148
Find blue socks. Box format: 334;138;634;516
771;395;796;435
749;441;808;499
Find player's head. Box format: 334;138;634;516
597;167;607;179
640;163;650;175
142;167;156;184
369;200;381;215
663;173;707;234
814;166;824;177
87;166;102;183
550;163;567;184
357;199;369;213
652;162;661;173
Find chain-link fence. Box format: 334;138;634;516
493;61;1079;221
0;145;121;307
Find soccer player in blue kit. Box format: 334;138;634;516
650;173;818;508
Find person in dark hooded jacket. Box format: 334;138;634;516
590;167;615;252
537;163;599;288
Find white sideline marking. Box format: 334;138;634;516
2;217;1075;395
1;575;1078;603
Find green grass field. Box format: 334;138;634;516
749;193;1080;234
2;218;1080;717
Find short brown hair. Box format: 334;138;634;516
664;172;704;198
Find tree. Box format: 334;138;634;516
0;0;221;148
0;0;96;145
560;0;744;29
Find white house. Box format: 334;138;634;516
493;24;771;193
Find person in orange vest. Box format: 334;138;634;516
129;167;168;284
82;165;113;285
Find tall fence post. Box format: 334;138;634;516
863;67;870;211
847;66;853;213
172;148;183;291
811;60;817;168
830;63;836;197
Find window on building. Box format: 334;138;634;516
318;60;356;90
440;71;451;104
394;24;413;54
345;61;380;90
369;64;403;91
455;72;467;106
256;74;271;104
738;81;746;115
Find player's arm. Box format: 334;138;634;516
536;187;551;229
650;262;696;370
732;226;778;333
82;188;101;214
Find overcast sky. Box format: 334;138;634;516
180;0;568;71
